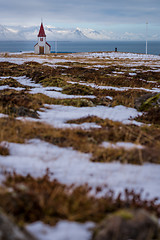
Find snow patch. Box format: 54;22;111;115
0;139;160;201
26;221;94;240
37;104;141;128
68;80;160;93
101;141;144;150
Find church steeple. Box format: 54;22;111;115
38;22;46;37
34;21;51;54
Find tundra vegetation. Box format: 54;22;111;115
0;52;160;239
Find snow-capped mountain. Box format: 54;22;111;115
79;28;111;40
0;24;149;41
0;25;89;41
0;25;22;40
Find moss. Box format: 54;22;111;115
40;77;66;87
113;209;134;220
5;106;39;118
33;93;95;107
139;93;160;111
0;90;41;118
62;84;94;95
0;78;25;88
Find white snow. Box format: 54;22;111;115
0;51;160;238
0;113;7;118
129;72;137;76
106;96;113;100
101;141;144;150
0;139;160;201
0;56;72;65
0;85;25;91
26;221;94;240
112;71;124;74
68;81;160;93
37;104;141;128
30;87;95;99
81;52;160;61
1;76;95;99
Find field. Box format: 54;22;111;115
0;51;160;239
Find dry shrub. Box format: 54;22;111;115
40;76;66;87
136;108;160;125
136;71;160;82
0;78;25;88
62;83;94;95
0;173;159;226
0;90;41;118
0;145;9;156
63;66;158;88
0;118;160;164
91;147;160;164
0;61;157;109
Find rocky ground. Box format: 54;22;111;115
0;51;160;240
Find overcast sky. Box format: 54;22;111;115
0;0;160;39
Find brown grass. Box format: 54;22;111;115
0;77;26;88
0;145;9;156
0;90;41;118
0;173;159;226
0;117;160;164
0;61;158;109
136;108;160;125
63;66;158;88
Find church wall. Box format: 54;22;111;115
34;44;39;54
45;44;50;54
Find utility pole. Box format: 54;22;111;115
55;41;57;54
146;22;148;55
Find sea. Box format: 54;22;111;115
0;40;160;56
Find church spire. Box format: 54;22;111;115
38;22;46;37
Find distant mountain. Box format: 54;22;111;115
0;25;89;41
79;28;111;40
0;25;22;40
0;24;150;41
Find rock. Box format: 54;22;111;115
8;106;39;118
0;211;37;240
134;93;160;111
92;209;160;240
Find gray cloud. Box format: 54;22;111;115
0;0;160;28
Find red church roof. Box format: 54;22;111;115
38;23;46;37
46;42;51;48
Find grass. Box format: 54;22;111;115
0;77;26;88
136;108;160;125
63;66;158;89
0;117;160;164
1;61;159;110
39;76;66;88
0;173;159;226
0;90;41;118
0;54;160;230
62;83;94;95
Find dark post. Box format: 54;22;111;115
115;47;117;52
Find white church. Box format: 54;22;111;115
34;22;51;54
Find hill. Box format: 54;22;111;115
0;51;160;239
